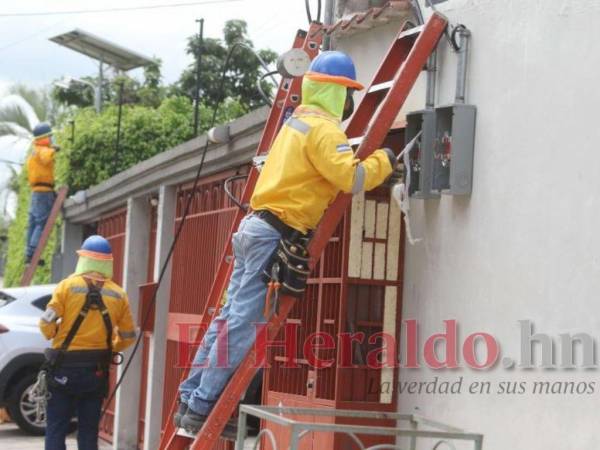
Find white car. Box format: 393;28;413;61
0;284;55;435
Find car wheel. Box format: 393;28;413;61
7;372;46;435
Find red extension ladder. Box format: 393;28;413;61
161;12;448;450
21;186;69;286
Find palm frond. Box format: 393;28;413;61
0;94;39;132
8;84;46;122
0;121;31;139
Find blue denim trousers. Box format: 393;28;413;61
179;214;280;415
45;366;106;450
26;191;55;258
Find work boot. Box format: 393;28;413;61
173;400;188;428
221;418;238;440
180;410;207;434
180;410;238;440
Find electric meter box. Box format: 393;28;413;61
432;104;476;195
405;109;439;199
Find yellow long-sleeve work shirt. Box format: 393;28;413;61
27;143;55;192
251;106;393;233
39;275;137;352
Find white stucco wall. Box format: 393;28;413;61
336;1;600;448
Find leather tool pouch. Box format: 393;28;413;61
263;237;311;298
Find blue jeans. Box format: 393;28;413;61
26;191;55;258
179;215;280;415
46;366;106;450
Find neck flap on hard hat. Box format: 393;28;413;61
301;78;346;119
75;254;113;279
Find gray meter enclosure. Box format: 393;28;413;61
432;104;476;195
405;109;439;199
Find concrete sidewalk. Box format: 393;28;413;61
0;423;111;450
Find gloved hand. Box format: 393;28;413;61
382;147;398;170
382;147;401;187
52;145;61;152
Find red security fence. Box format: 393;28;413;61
160;168;249;449
88;130;406;450
96;207;128;443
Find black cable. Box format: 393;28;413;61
101;42;256;418
411;0;424;25
424;0;464;52
224;174;249;212
450;24;467;51
257;70;278;107
305;0;322;24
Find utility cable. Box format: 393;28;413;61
423;0;465;52
0;0;242;18
257;70;279;107
101;40;260;417
224;174;249;212
305;0;322;24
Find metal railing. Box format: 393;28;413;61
235;406;483;450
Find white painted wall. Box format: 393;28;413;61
336;1;600;448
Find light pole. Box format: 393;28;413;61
54;76;102;113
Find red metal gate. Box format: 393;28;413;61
162;169;248;449
96;208;128;443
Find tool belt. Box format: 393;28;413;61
32;182;55;190
44;349;112;368
254;210;305;241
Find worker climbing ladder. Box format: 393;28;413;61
21;186;69;286
161;11;448;450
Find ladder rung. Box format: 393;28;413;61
398;24;424;39
368;80;393;93
348;136;364;147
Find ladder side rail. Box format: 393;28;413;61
310;13;448;254
20;186;69;286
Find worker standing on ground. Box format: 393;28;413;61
25;122;58;265
39;235;137;450
176;51;397;437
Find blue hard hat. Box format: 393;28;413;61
305;51;364;90
78;235;113;259
32;122;52;138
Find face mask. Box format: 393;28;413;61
342;89;355;121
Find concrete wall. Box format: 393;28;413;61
336;1;600;448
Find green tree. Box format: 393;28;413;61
52;58;165;109
176;19;278;111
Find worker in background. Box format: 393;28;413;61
39;235;137;450
176;51;397;437
25;122;59;265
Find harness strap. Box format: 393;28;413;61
52;277;112;369
83;277;113;360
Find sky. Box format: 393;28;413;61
0;0;312;216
